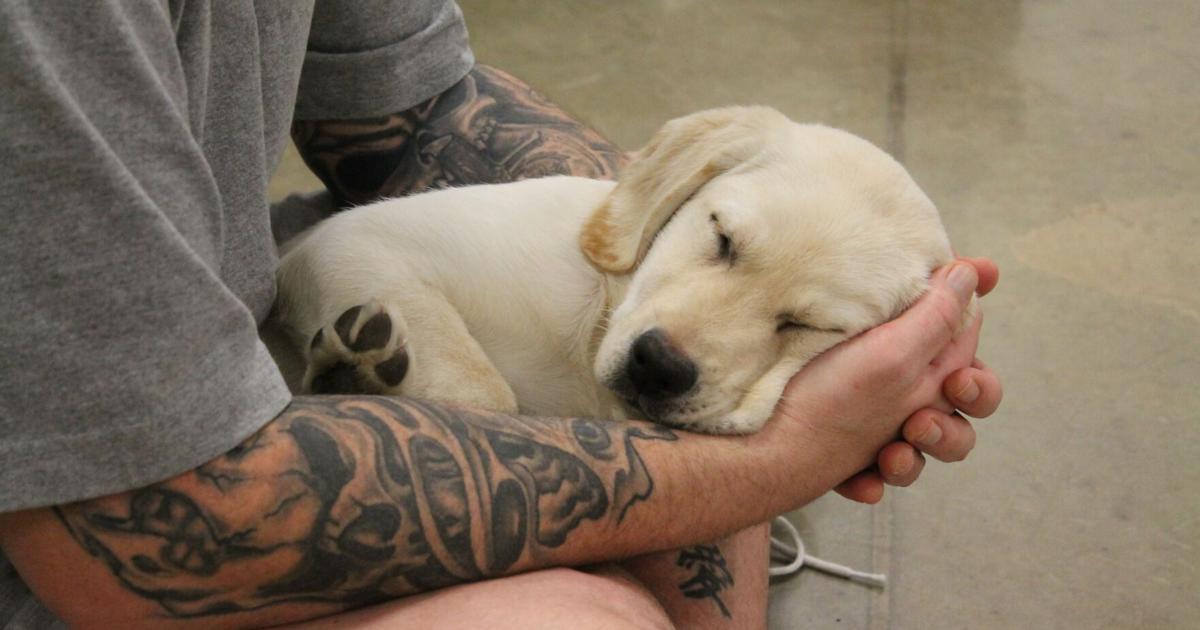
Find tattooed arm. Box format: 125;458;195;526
291;64;628;206
0;268;982;628
0;396;850;629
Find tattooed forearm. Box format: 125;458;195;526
292;64;629;207
54;397;676;618
677;544;736;618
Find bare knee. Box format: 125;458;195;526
287;567;674;630
526;566;674;630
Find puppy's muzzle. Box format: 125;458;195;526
625;329;697;402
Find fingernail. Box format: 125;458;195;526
948;263;978;301
954;378;981;404
890;457;912;478
916;423;943;448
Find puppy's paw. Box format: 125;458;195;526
303;301;411;395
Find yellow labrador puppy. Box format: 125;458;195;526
275;106;956;434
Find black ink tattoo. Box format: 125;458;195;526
677;544;735;618
613;425;678;522
291;64;629;207
54;397;676;618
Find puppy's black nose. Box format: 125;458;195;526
626;329;697;400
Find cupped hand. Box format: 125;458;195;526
834;257;1002;504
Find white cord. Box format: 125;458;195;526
768;516;888;588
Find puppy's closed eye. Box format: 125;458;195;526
775;316;810;333
775;315;845;335
710;213;736;264
717;233;734;260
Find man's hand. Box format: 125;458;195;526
751;258;999;504
830;257;1001;503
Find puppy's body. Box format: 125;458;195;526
275;107;955;434
277;177;625;418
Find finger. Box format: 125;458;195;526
880;262;978;364
903;308;982;416
878;442;926;487
944;366;1003;419
902;409;976;462
834;470;886;504
927;300;983;379
958;256;999;297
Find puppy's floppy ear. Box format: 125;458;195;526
580;106;788;273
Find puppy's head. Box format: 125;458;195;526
582;107;954;434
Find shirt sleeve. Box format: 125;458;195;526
0;1;292;512
294;0;476;120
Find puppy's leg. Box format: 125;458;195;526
303;292;518;414
395;288;519;413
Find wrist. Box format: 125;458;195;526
748;409;887;503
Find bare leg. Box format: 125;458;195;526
285;566;673;630
621;522;772;630
284;526;769;630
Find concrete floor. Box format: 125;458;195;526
270;1;1200;627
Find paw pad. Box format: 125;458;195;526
373;353;410;387
304;301;410;395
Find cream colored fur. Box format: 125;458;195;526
274;106;956;434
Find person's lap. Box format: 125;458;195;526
285;521;775;629
286;564;674;630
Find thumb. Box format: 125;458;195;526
884;262;978;364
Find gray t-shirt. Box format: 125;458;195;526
0;1;473;626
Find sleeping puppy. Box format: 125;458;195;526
274;106;957;434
